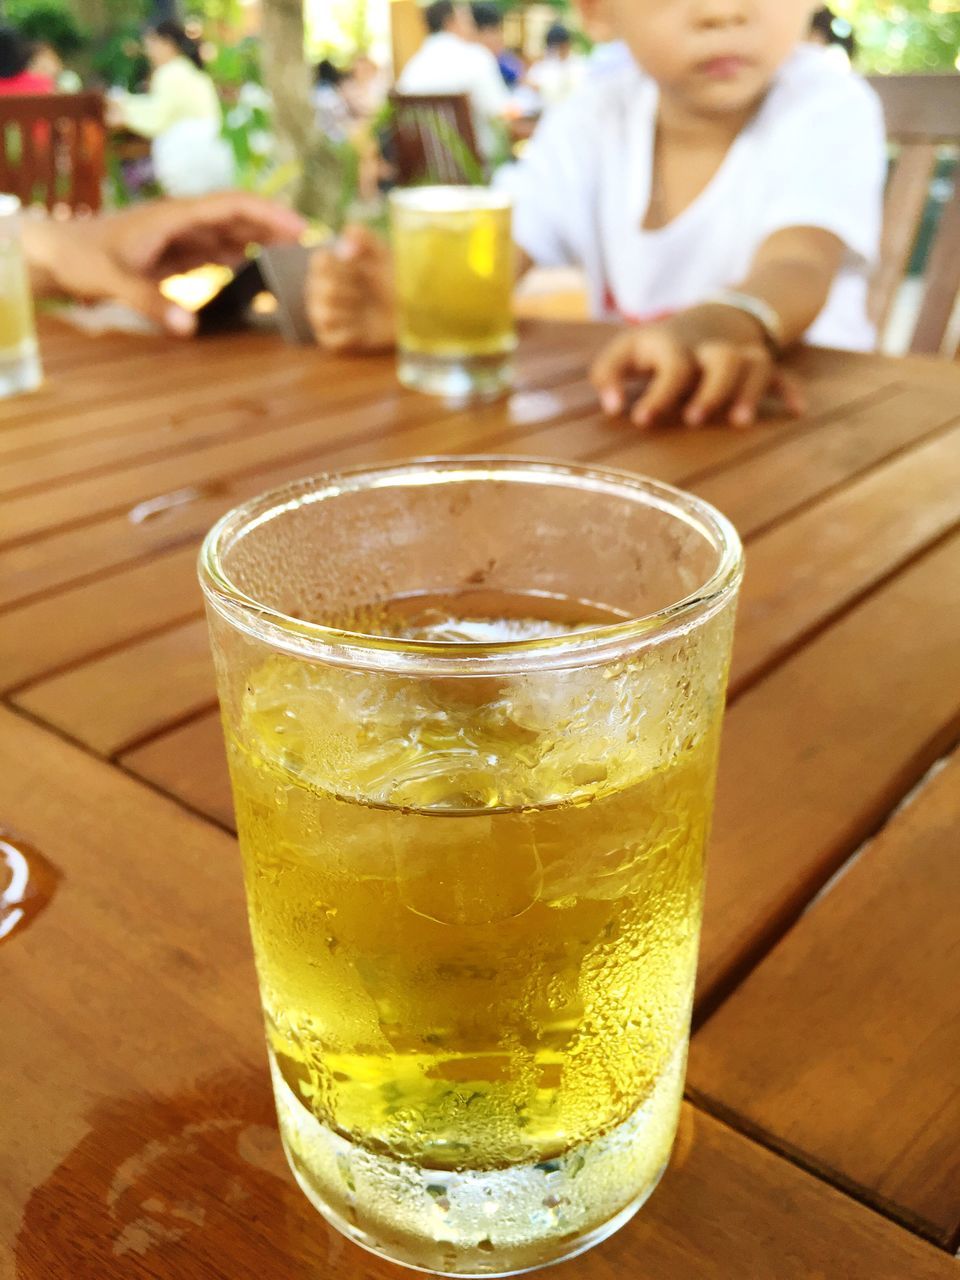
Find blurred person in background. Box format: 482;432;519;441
472;3;525;88
341;53;388;122
526;23;587;108
313;58;351;142
397;0;509;159
0;26;55;93
108;21;235;197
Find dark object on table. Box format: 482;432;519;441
196;242;314;344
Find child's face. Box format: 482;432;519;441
605;0;817;114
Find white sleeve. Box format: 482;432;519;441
755;77;887;267
470;48;510;119
493;96;593;268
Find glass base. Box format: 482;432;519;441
270;1040;685;1276
397;350;513;403
0;344;42;398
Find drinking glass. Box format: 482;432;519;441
390;187;515;400
199;458;743;1276
0;195;42;399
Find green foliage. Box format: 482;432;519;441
4;0;86;55
837;0;960;72
90;23;149;89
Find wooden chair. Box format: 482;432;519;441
388;92;483;186
868;74;960;357
0;92;106;215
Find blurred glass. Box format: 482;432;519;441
0;196;42;399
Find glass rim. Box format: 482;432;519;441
198;457;744;676
388;185;512;213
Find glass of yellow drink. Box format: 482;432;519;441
199;459;742;1276
0;196;42;399
390;187;515;400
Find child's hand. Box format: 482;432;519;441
590;305;805;429
306;225;396;353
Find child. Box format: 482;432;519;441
308;0;886;428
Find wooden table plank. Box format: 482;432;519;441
728;422;960;692
698;529;960;1009
0;383;609;611
2;357;940;689
0;370;606;550
692;382;960;539
0;319;602;462
0;544;199;691
1;705;953;1280
14;618;215;755
689;752;960;1246
123;710;235;829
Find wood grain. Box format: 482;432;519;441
692;382;960;538
14;618;215;755
1;706;954;1280
728;421;960;691
0;544;200;691
690;751;960;1246
699;530;960;1008
123;711;234;829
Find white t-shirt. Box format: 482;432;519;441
527;53;588;108
497;47;887;350
397;31;510;159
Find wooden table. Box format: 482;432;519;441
3;319;959;1279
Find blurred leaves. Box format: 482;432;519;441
837;0;960;72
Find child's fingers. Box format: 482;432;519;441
629;342;697;427
316;317;368;351
307;275;368;311
774;368;806;417
338;223;390;264
684;344;756;426
728;357;776;427
589;333;642;416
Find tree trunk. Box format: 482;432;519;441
259;0;347;227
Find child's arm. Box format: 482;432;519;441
591;226;846;428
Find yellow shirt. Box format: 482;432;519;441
119;57;222;139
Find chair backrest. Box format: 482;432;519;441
388;92;483;186
0;92;106;215
868;74;960;357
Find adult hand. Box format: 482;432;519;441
590;304;805;429
306;225;396;353
22;192;306;337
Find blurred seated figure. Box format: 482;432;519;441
313;59;351;142
0;26;55;94
472;3;525;88
396;0;509;160
526;24;586;108
108;21;235;197
341;53;388;123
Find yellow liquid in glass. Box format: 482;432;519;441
230;594;716;1179
0;241;35;353
392;203;515;360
